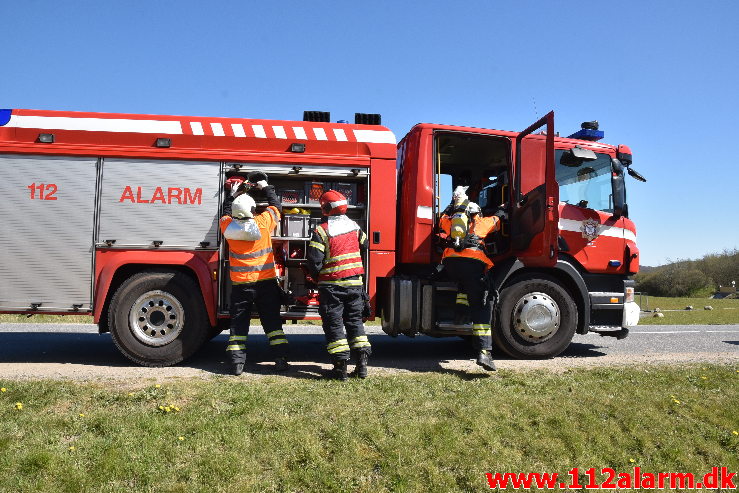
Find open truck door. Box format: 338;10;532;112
511;111;558;267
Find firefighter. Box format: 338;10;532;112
438;196;502;371
220;172;289;376
306;190;371;380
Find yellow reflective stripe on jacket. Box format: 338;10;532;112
456;293;469;305
308;240;325;251
318;277;364;286
321;261;363;274
325;252;362;263
315;225;328;242
229;247;273;260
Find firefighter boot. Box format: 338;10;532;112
231;362;245;376
351;352;369;379
274;356;289;372
328;360;348;381
476;350;496;371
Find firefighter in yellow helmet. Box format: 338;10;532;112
306;189;370;380
220;172;289;376
438;187;502;371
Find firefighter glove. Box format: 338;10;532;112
225;176;246;196
494;208;508;221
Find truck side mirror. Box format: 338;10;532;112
611;158;626;219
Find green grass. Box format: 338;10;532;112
0;366;737;492
0;314;93;324
638;296;739;325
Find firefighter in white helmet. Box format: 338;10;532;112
306;189;370;380
220;171;289;376
438;186;502;371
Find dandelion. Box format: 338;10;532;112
155;384;161;389
69;446;76;451
158;405;164;411
629;458;636;463
673;399;681;404
1;388;6;392
165;407;172;413
173;406;180;412
178;436;185;441
15;402;22;410
701;376;707;380
79;413;85;417
128;392;134;397
733;431;738;436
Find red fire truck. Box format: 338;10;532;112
0;107;644;366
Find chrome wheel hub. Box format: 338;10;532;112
129;290;184;346
513;291;560;342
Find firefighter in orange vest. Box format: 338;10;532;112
220;172;289;376
438;194;501;371
306;190;370;380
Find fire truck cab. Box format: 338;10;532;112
381;113;642;358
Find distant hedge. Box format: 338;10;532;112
635;248;738;297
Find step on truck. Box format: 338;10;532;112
0;108;645;365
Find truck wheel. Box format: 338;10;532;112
108;271;208;366
493;274;577;359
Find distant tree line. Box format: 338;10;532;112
635;248;739;297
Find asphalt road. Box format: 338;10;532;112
0;323;737;381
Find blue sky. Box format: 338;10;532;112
2;0;737;266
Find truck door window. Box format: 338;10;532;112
434;133;510;217
556;150;614;212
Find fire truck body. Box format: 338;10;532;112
0;107;640;365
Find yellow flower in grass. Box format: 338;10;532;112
15;402;22;410
165;407;172;413
154;384;161;389
629;458;636;463
700;376;707;380
673;399;681;404
79;413;85;417
733;431;738;436
173;406;180;412
128;392;134;397
68;446;76;451
158;405;164;411
178;436;185;441
1;388;6;392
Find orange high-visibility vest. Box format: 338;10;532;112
220;205;280;283
439;214;500;270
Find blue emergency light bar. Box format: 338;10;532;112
0;109;11;126
568;128;604;141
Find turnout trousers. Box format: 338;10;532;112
227;280;288;365
442;257;493;351
318;283;372;362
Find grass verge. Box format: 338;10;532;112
0;365;737;492
638;296;739;325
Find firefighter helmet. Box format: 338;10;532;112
467;202;481;215
319;190;348;216
232;194;257;219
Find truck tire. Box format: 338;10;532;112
108;270;208;366
493;274;577;359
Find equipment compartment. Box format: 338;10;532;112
219;163;369;319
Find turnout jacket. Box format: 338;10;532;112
438;214;500;271
306;215;368;287
220;186;281;284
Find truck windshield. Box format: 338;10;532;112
555;150;614;213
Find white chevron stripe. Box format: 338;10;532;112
6;115;184;134
559;218;637;242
